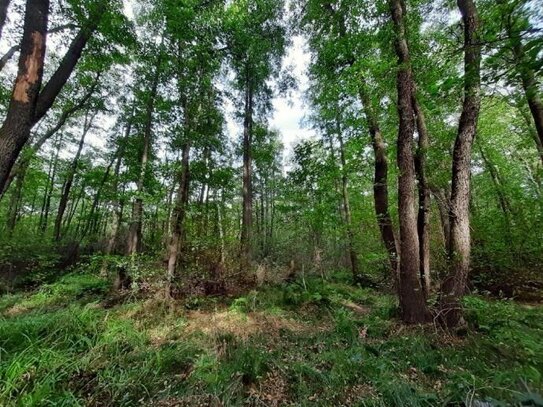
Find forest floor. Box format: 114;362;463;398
1;270;542;406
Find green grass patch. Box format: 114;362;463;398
0;271;542;406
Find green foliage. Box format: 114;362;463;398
0;270;542;405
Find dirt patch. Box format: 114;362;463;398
184;310;312;341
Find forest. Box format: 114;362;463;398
0;0;542;405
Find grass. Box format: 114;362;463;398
0;270;542;406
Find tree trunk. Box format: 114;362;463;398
82;155;114;239
431;186;451;253
6;166;25;234
337;128;361;283
358;84;399;285
39;137;60;234
390;0;431;324
127;57;161;256
33;6;104;122
478;144;512;237
413;97;431;296
439;0;481;328
0;0;11;42
0;0;49;194
240;68;253;271
509;29;543;164
0;45;19;73
0;76;99;199
53;112;92;241
166;141;191;298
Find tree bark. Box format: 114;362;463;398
240;67;253;271
390;0;431;324
439;0;481;328
413;97;431;296
358;84;399;285
0;0;49;195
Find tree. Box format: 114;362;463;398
224;0;287;271
439;0;482;327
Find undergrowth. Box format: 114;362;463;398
0;270;542;406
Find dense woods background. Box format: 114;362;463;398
0;0;542;405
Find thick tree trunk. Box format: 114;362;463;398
240;70;253;271
127;58;161;256
166;141;190;298
413;97;431;296
0;0;49;194
358;84;399;285
440;0;481;328
53;113;92;241
390;0;431;324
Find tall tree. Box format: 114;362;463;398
440;0;482;327
224;0;287;271
389;0;431;323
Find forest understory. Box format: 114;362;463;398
1;0;543;405
1;266;542;407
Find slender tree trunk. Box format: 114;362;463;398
127;57;161;255
0;45;19;73
358;84;399;285
240;69;253;271
0;0;11;42
478;144;511;236
440;0;481;327
53;112;92;241
413;97;431;296
166;141;191;298
7;167;25;234
337;128;361;282
390;0;431;324
0;0;49;194
217;189;226;265
39;139;60;234
82;155;114;239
